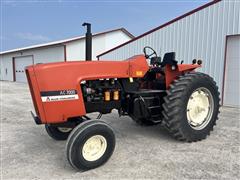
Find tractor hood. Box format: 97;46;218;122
25;55;149;124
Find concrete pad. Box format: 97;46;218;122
1;81;239;179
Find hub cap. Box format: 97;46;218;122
82;135;107;161
57;127;72;133
186;87;214;130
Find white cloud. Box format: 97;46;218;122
15;32;50;42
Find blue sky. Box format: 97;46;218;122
1;0;210;52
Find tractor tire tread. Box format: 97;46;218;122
162;72;220;142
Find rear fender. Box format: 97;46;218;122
165;64;201;88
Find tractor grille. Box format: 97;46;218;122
25;69;40;116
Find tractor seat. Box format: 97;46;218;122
161;52;178;67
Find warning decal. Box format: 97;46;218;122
40;90;79;102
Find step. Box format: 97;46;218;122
148;106;162;109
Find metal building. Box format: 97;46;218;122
0;28;134;83
97;0;240;107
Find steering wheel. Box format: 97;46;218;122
143;46;158;59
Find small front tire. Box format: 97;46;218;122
45;125;72;141
66;120;115;171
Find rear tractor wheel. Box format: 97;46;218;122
162;72;220;142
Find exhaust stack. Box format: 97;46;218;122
82;22;92;61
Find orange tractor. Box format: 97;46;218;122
25;23;220;171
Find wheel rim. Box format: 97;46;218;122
57;127;72;133
82;135;107;161
186;87;214;130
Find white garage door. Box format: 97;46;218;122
15;56;33;83
223;36;240;107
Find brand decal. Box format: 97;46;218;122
40;90;78;102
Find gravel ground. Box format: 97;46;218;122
0;81;240;180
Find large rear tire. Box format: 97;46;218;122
162;72;220;142
66;120;115;171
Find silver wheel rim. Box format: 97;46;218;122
82;135;107;162
186;87;214;130
57;127;72;133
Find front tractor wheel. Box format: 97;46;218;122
162;72;220;142
45;124;73;141
66;120;115;171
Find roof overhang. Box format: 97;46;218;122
0;28;134;55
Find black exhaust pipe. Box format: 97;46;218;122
82;22;92;61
